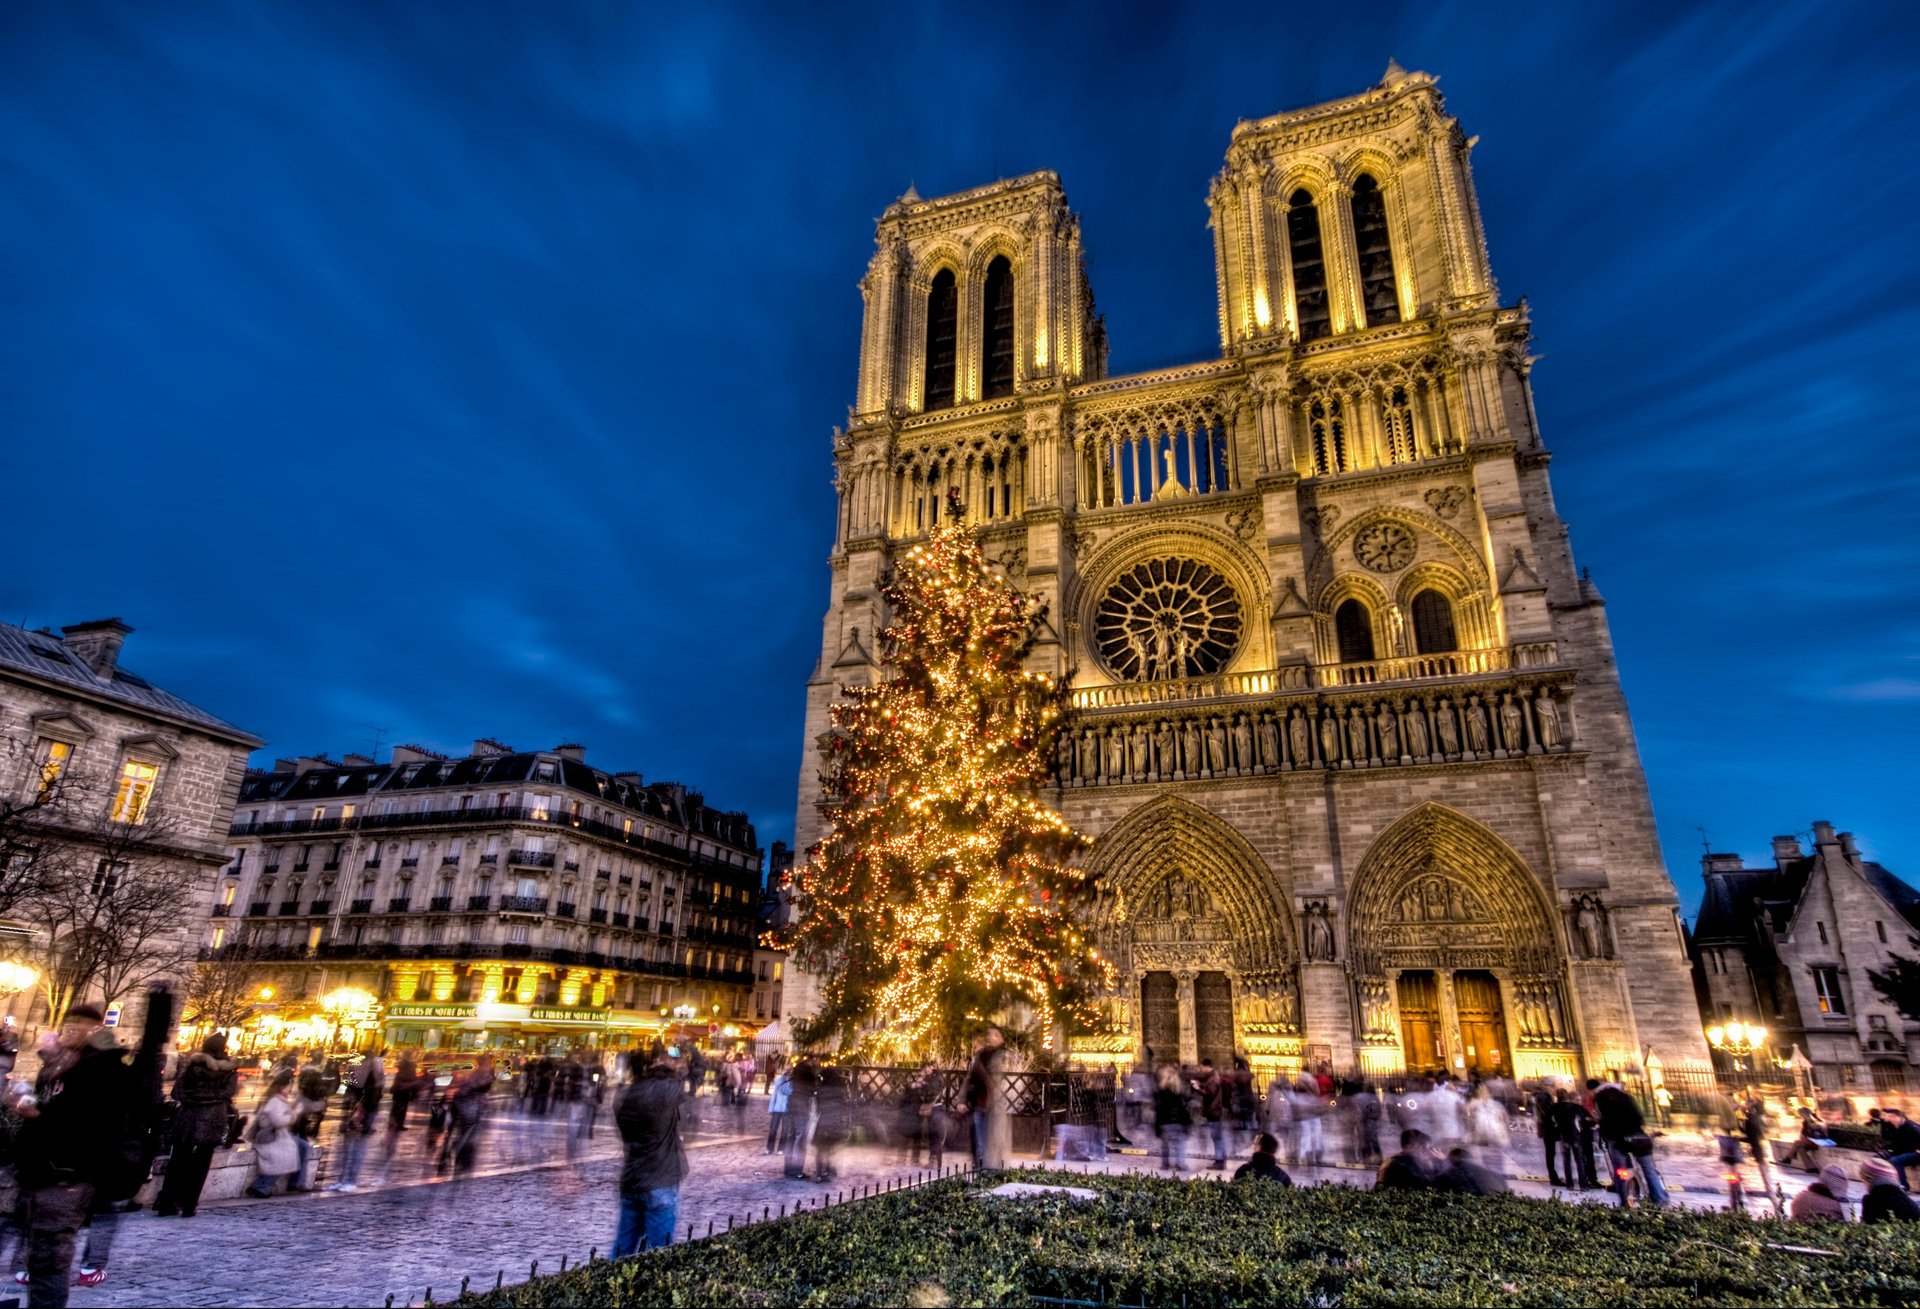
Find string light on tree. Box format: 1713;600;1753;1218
776;491;1111;1060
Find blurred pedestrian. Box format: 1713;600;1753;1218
330;1049;385;1192
242;1071;302;1199
1435;1145;1507;1195
154;1034;237;1218
812;1064;851;1183
964;1030;1005;1170
1197;1059;1228;1171
612;1054;686;1257
1376;1129;1439;1191
1861;1158;1919;1223
765;1066;792;1155
1788;1163;1851;1221
380;1052;427;1177
1232;1132;1291;1186
1594;1079;1668;1208
437;1054;495;1177
1153;1064;1190;1172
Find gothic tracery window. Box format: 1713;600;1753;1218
923;269;957;410
1309;397;1347;476
1334;598;1375;664
1381;385;1417;464
1350;174;1400;327
1287;189;1333;343
1410;589;1458;654
983;256;1015;399
1095;558;1242;682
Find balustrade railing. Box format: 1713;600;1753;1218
1070;666;1309;710
1317;647;1511;687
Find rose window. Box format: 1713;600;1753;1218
1095;558;1242;682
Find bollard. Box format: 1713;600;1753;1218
707;1219;715;1237
687;1222;695;1242
728;1214;735;1231
780;1203;786;1218
530;1261;538;1280
423;1291;433;1306
590;1248;598;1264
495;1271;504;1291
460;1279;470;1297
763;1206;769;1222
560;1255;569;1272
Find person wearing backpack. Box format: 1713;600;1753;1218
1593;1079;1668;1207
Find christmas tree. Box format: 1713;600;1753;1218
781;498;1111;1061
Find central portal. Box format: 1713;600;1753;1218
1194;971;1234;1067
1454;970;1508;1076
1141;972;1179;1061
1396;971;1444;1073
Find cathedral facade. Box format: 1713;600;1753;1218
790;66;1712;1082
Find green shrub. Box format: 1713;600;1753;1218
457;1170;1920;1308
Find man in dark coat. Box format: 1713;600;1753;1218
1530;1085;1563;1186
1861;1157;1919;1223
1232;1132;1292;1186
1376;1129;1438;1191
154;1034;237;1217
612;1054;687;1256
1593;1080;1668;1207
11;1005;137;1308
1435;1146;1508;1195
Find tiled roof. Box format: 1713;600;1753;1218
1694;852;1920;939
0;621;261;745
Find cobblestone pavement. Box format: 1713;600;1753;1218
73;1098;1830;1309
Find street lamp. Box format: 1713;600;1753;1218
1707;1019;1770;1071
319;986;379;1054
0;962;37;997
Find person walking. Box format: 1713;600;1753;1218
379;1051;427;1177
1376;1129;1439;1191
1593;1079;1668;1208
1197;1060;1229;1171
612;1054;687;1257
1153;1064;1190;1173
242;1071;303;1199
9;1004;138;1307
438;1054;494;1177
812;1064;851;1184
964;1029;1005;1171
1788;1163;1852;1221
765;1067;792;1155
1861;1158;1919;1223
1232;1132;1292;1186
330;1050;385;1192
782;1057;816;1180
153;1034;237;1218
1530;1084;1564;1186
1550;1089;1596;1188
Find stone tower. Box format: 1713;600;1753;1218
789;66;1711;1081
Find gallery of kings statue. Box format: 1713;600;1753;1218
786;66;1715;1085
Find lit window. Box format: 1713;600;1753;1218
341;804;355;821
109;760;159;823
32;739;73;800
92;859;125;897
1812;966;1847;1015
312;807;326;822
211;925;226;950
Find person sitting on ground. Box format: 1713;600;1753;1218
1782;1105;1835;1172
1787;1163;1851;1221
1860;1158;1920;1224
1434;1145;1508;1195
1376;1129;1438;1191
1232;1132;1292;1186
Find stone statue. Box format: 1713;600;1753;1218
1103;726;1124;779
1127;630;1151;682
1499;693;1525;754
1303;900;1335;961
1375;703;1401;760
1406;699;1430;760
1180;718;1201;777
1359;979;1393;1039
1258;713;1281;769
1154;720;1177;778
1272;974;1299;1029
1128;721;1151;779
1572;894;1608;959
1205;718;1228;775
1465;695;1490;755
1435;698;1460;756
1077;728;1098;782
1171;876;1196;917
1535;690;1563;749
1232;716;1253;773
1289;708;1311;768
1319;711;1342;766
1151;622;1176;681
1345;706;1369;764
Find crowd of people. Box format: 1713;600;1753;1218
1;1004;1917;1306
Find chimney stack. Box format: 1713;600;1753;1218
1771;834;1803;867
1812;820;1838;849
341;753;374;768
1840;831;1860;858
60;618;132;679
554;743;587;763
472;738;513;758
1702;853;1745;874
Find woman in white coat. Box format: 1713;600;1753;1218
244;1070;303;1197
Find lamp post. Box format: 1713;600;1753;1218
1706;1020;1770;1074
319;986;379;1055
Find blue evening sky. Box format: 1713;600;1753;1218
3;2;1915;915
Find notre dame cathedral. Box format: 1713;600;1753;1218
789;65;1712;1082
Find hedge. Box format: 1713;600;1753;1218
456;1169;1920;1308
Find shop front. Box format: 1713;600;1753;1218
385;1001;671;1054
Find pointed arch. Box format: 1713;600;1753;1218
1086;795;1293;970
1345;803;1560;977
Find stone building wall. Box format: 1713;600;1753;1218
788;67;1712;1078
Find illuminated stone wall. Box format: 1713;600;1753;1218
791;66;1712;1077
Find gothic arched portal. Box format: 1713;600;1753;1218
1076;796;1296;1068
1345;803;1576;1079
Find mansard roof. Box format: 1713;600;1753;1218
235;748;757;853
0;620;261;746
1694;850;1920;942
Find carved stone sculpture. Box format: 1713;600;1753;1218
1435;698;1460;756
1258;714;1280;769
1154;720;1177;779
1406;699;1430;760
1345;706;1369;765
1535;690;1562;749
1465;695;1490;755
1077;728;1098;782
1128;721;1151;780
1319;711;1341;767
1376;703;1401;760
1232;716;1253;773
1570;893;1610;960
1103;726;1124;779
1303;900;1335;961
1289;709;1311;768
1205;718;1228;775
1499;694;1525;754
1181;719;1201;777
